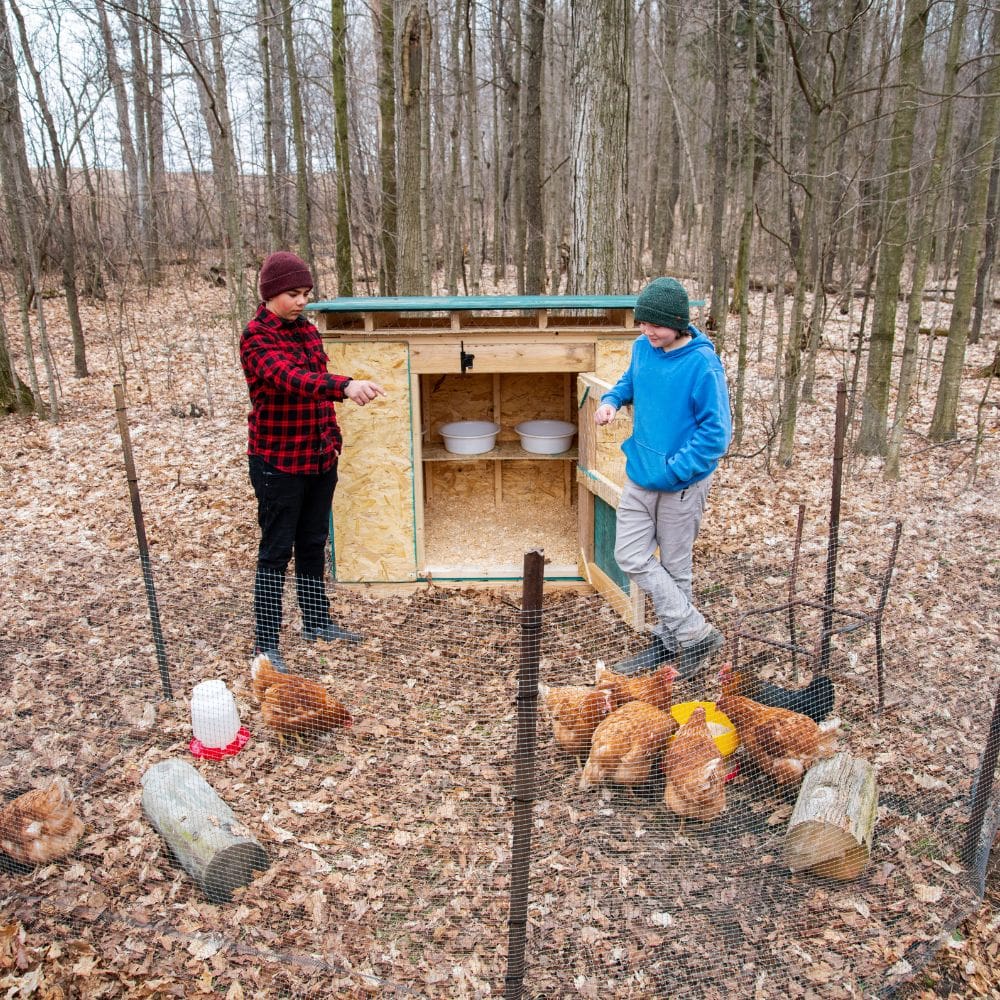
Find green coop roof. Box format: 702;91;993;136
307;294;638;312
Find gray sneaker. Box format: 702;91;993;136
677;625;724;680
611;634;678;676
303;622;364;644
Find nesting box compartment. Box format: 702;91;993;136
312;295;641;585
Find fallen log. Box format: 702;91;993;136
141;759;269;903
784;752;877;881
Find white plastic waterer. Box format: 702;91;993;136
190;680;241;749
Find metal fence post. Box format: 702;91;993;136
505;548;544;999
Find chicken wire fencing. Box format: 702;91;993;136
1;522;997;1000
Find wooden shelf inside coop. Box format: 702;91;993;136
422;442;578;462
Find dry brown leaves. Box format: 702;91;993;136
0;270;998;997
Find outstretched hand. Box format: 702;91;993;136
345;379;387;407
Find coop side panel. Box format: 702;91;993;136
324;341;416;582
592;341;632;486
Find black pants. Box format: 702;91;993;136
249;455;338;651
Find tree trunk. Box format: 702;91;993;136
707;0;731;344
0;0;50;416
856;0;929;455
463;0;483;292
398;0;429;293
522;0;546;293
177;0;250;331
9;0;88;378
331;0;354;295
568;0;631;294
93;0;139;265
281;1;316;283
732;0;760;446
969;138;1000;345
0;292;33;414
258;0;282;249
885;0;966;477
929;8;1000;441
124;0;153;283
147;0;165;280
374;0;398;294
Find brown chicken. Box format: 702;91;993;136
0;778;84;865
663;707;726;823
718;662;835;723
251;653;352;739
538;682;614;756
579;701;679;790
594;660;680;713
716;688;840;787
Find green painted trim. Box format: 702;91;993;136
308;294;637;312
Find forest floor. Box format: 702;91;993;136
0;266;998;998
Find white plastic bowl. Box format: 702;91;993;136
515;419;577;455
439;420;500;455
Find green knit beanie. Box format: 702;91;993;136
634;277;690;331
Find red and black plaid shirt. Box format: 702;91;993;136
240;303;351;474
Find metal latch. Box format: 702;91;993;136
460;341;475;374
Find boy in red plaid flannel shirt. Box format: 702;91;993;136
240;251;385;670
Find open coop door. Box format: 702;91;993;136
576;372;647;629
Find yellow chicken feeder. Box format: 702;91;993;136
670;701;739;757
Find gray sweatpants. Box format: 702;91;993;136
614;473;713;644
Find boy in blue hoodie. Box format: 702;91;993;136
594;277;731;679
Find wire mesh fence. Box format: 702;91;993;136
0;514;996;997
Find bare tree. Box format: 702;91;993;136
331;0;354;295
568;0;632;293
929;7;1000;441
857;0;930;456
9;0;89;377
281;1;316;282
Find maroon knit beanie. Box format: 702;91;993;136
259;251;314;301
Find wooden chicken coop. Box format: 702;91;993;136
310;294;699;610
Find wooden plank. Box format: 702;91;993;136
576;466;622;508
422;442;578;461
493;375;503;507
411;342;595;373
411;366;426;566
583;559;641;628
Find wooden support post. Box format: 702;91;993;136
141;759;270;903
784;752;877;880
494;374;503;508
505;550;544;1000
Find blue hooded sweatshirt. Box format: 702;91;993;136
600;326;731;492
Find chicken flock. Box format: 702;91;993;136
0;646;835;867
539;657;841;825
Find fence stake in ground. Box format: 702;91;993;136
114;383;173;699
820;380;848;671
963;677;1000;894
505;548;545;1000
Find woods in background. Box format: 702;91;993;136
0;0;997;474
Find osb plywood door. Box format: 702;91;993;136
593;340;632;487
324;341;416;582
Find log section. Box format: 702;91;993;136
784;752;878;880
141;759;270;903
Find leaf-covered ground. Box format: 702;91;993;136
0;270;998;997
